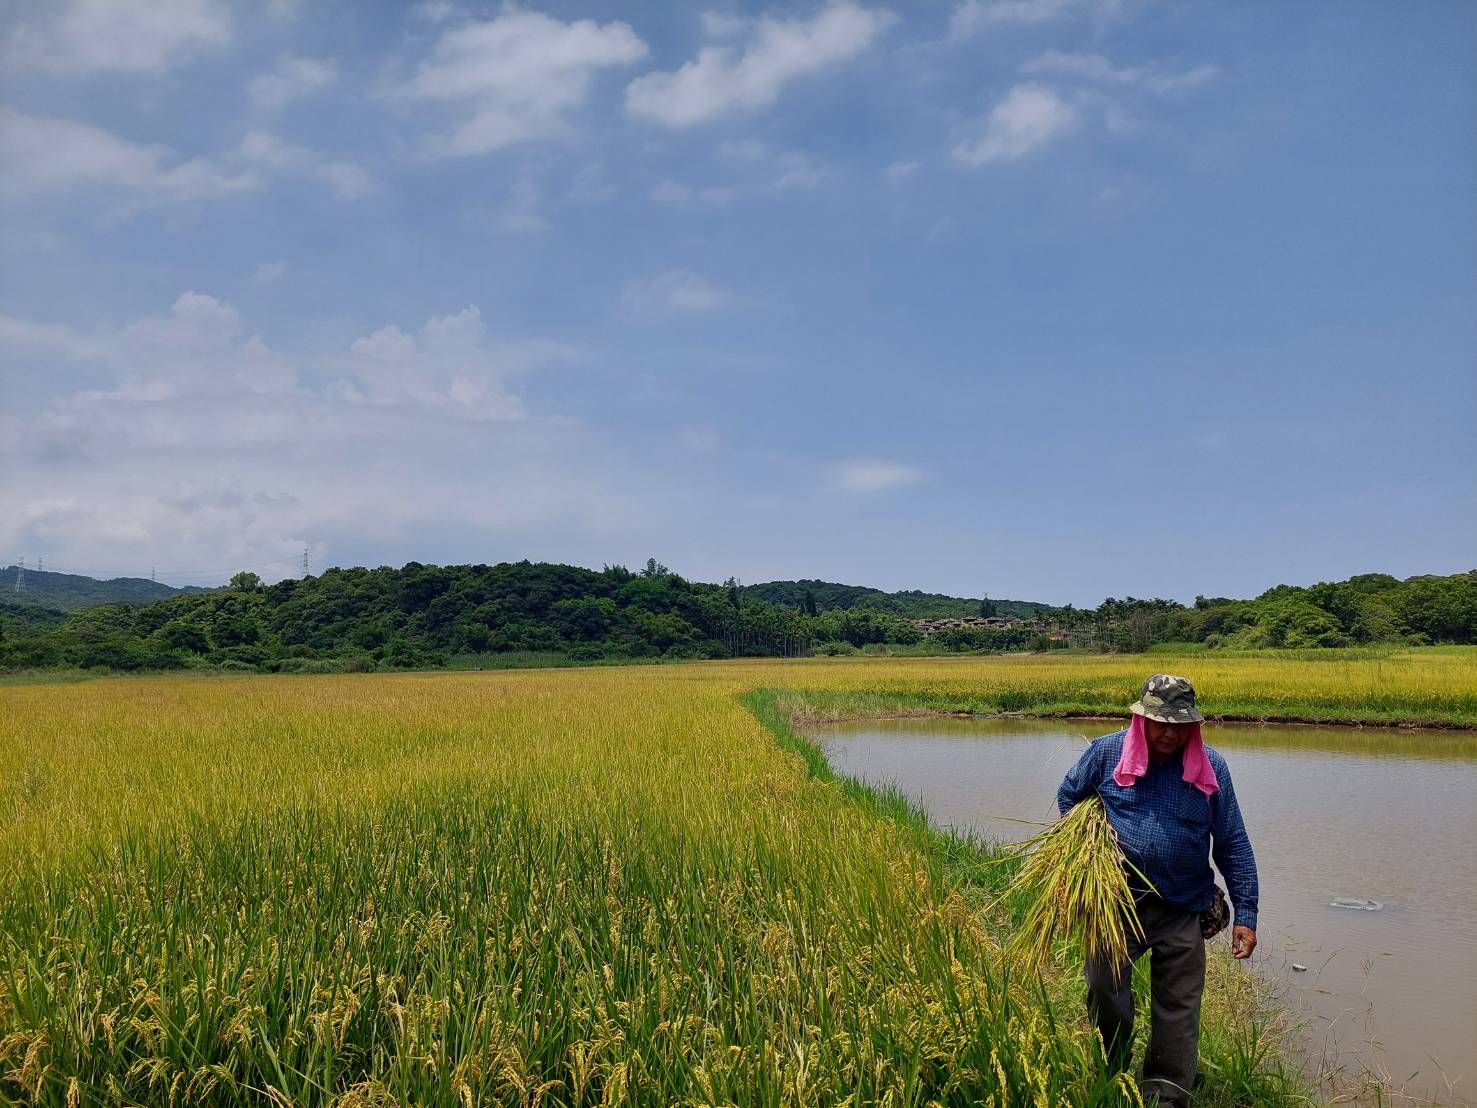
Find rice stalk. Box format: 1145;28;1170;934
1002;796;1153;975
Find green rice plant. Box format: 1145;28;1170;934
1002;796;1150;974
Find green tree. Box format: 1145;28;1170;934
156;619;211;654
230;571;262;592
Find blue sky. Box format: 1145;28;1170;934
2;0;1472;605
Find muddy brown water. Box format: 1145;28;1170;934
813;716;1477;1104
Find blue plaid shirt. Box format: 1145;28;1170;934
1057;729;1259;930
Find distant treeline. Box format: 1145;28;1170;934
741;579;1044;620
0;560;930;673
1073;571;1477;651
0;562;1471;673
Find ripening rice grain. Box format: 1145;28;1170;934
1003;796;1149;975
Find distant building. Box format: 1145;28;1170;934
907;615;1026;636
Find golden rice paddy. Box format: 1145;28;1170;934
2;649;1470;1105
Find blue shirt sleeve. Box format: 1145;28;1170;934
1210;760;1260;930
1057;740;1103;815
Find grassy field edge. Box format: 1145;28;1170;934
748;684;1477;730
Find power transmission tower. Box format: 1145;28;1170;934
13;558;24;594
151;566;157;583
302;547;310;578
36;556;43;573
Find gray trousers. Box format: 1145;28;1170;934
1085;897;1205;1107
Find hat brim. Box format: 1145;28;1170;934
1130;701;1204;724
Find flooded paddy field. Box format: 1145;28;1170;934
815;716;1477;1104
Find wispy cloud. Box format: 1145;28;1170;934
950;0;1125;37
397;10;648;157
953;83;1076;165
248;54;339;111
5;0;231;75
622;270;730;315
0;108;372;214
0;314;111;363
234;132;376;200
1021;50;1218;95
718;139;832;191
626;3;894;128
0;106;257;212
884;160;920;183
830;458;924;493
482;173;550;234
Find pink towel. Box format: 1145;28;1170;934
1113;714;1220;796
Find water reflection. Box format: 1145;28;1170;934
813;716;1477;1105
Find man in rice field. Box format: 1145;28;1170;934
1056;673;1259;1107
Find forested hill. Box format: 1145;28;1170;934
0;566;205;611
0;561;1471;674
742;579;1045;618
0;560;928;673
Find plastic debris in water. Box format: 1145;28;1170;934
1291;963;1308;972
1328;897;1383;911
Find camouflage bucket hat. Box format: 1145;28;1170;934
1130;673;1204;724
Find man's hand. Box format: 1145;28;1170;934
1231;925;1257;960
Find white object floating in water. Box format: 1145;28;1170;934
1329;897;1383;912
1291;963;1308;972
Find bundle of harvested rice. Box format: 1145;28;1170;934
1003;795;1152;974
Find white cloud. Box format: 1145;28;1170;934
950;0;1126;37
1146;65;1218;95
830;459;923;493
6;0;231;75
700;11;750;38
623;270;730;315
951;0;1069;34
3;291;297;403
0;314;110;362
248;55;339;111
0;296;651;581
412;1;458;24
718;139;832;191
884;160;920;183
953;83;1076;165
494;174;550;233
398;10;648;157
234;132;376;200
0;109;371;213
1021;50;1218;95
626;2;894;128
0;106;258;211
339;306;537;420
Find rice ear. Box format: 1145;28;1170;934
998;796;1154;972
